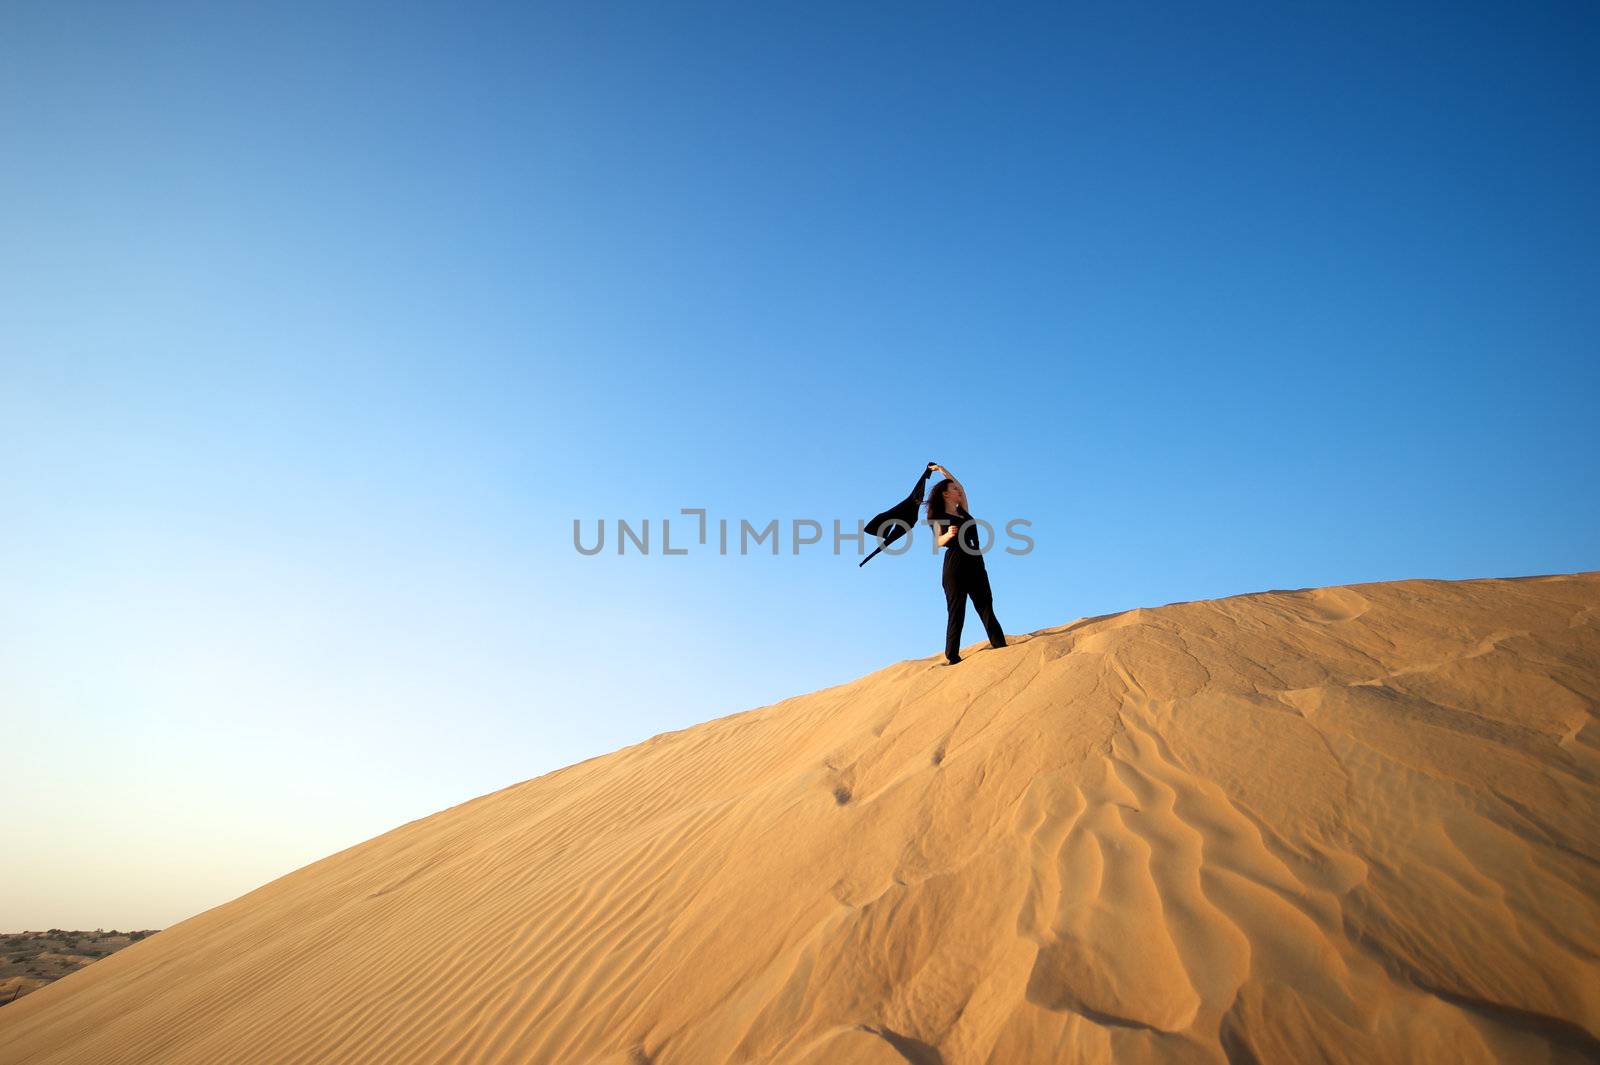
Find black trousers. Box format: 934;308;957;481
943;551;1006;662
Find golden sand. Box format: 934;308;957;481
4;574;1597;1064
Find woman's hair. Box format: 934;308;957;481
926;478;956;521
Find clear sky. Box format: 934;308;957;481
3;2;1596;930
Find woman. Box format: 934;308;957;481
926;463;1007;665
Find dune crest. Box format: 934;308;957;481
4;574;1598;1064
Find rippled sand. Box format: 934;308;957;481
4;573;1597;1064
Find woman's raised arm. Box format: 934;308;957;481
931;463;968;511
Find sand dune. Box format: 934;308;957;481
4;574;1598;1064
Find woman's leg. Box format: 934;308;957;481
967;564;1007;648
943;563;966;663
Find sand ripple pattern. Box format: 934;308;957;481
4;574;1598;1064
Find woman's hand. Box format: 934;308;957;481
933;464;965;510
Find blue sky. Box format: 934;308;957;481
2;1;1596;928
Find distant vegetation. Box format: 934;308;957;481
1;929;161;1005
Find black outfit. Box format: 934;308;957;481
931;506;1006;663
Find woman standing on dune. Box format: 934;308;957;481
926;463;1007;665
